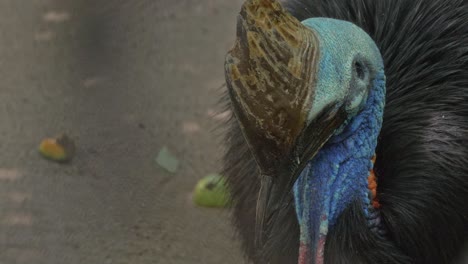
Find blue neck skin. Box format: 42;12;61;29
293;71;385;263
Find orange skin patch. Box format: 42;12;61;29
368;155;381;208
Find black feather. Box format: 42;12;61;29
325;201;412;263
222;0;468;263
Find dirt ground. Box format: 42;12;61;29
0;1;246;263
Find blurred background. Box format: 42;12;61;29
0;0;245;263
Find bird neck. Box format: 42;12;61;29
293;73;385;264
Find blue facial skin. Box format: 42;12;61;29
293;18;385;260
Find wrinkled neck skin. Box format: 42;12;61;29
293;72;385;264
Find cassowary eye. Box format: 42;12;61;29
345;59;371;115
354;61;368;81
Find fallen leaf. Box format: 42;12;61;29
0;169;22;181
181;121;201;133
34;30;54;41
2;213;33;226
156;147;179;173
43;11;70;23
7;192;30;203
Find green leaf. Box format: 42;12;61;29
156;147;179;173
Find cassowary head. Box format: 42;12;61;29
225;0;385;263
224;0;468;263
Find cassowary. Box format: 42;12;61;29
221;0;468;263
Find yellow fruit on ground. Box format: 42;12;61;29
38;134;75;162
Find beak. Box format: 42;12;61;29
224;0;347;250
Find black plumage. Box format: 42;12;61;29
222;0;468;263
